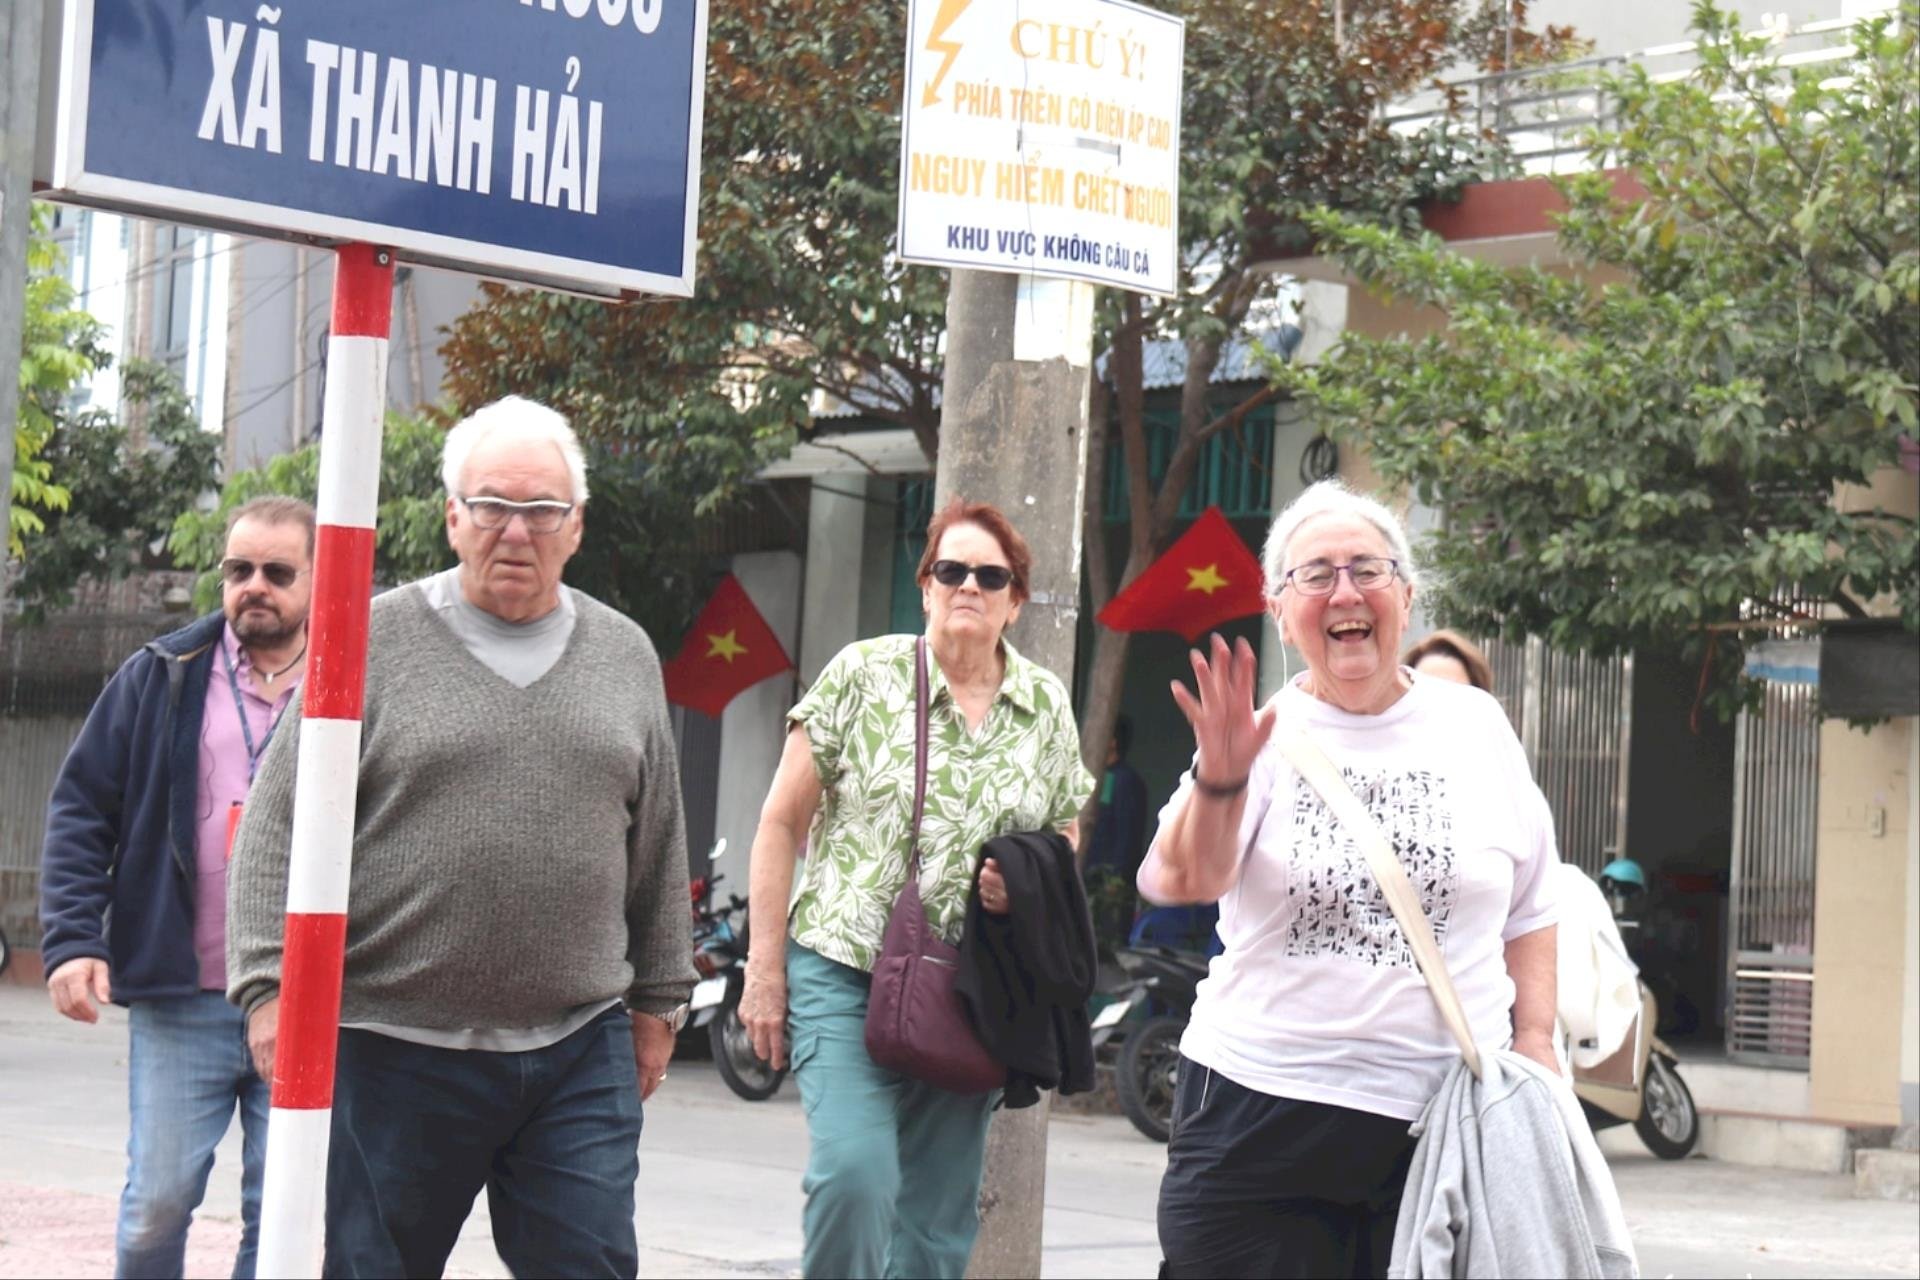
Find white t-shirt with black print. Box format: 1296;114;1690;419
1162;671;1560;1122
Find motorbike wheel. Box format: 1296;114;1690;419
0;925;9;979
710;994;787;1102
1633;1053;1700;1160
1116;1015;1184;1144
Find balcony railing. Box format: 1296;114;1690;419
1383;11;1883;176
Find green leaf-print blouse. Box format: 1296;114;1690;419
787;633;1096;972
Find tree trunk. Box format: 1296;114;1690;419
1073;291;1265;841
1076;297;1167;834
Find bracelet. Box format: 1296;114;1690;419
1193;771;1250;798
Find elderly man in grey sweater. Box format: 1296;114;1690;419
227;397;696;1279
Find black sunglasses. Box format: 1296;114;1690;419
930;559;1013;592
220;557;303;589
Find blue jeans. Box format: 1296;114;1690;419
323;1007;642;1279
118;992;269;1280
787;945;996;1280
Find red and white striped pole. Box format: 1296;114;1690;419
257;242;393;1278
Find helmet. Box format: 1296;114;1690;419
1598;858;1646;890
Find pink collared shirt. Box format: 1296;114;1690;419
194;625;301;991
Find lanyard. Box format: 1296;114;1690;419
222;639;289;783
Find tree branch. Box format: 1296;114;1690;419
1832;589;1869;620
1115;296;1155;558
1732;58;1893;270
1194;384;1282;447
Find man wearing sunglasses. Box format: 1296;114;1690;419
39;494;315;1280
228;397;694;1278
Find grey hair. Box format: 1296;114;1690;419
441;396;590;504
1261;479;1417;596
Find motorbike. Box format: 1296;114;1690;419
1570;858;1700;1159
687;840;787;1101
1090;944;1210;1143
1570;978;1700;1159
0;922;10;979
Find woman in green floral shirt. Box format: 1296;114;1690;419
740;497;1094;1280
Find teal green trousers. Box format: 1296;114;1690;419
786;944;996;1280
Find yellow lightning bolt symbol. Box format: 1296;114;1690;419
922;0;973;109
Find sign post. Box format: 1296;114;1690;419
38;4;709;1274
897;1;1184;1272
258;242;392;1278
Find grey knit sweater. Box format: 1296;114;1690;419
226;583;695;1028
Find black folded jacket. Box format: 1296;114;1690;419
956;829;1100;1109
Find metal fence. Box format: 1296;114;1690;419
0;605;189;949
1726;680;1821;1067
1482;635;1632;875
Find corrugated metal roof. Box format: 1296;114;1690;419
1108;323;1304;390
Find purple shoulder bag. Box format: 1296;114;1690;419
862;637;1006;1095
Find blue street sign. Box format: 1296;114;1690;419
47;0;707;297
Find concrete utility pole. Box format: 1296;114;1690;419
934;267;1097;1279
0;0;46;646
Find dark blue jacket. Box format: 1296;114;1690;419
39;612;225;1003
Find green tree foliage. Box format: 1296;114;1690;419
441;0;927;470
170;414;454;613
168;415;708;634
440;1;937;643
442;0;1572;764
1077;0;1578;786
11;205;108;557
1281;2;1919;717
9;361;221;622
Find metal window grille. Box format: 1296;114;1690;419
1480;635;1632;875
1726;679;1820;1067
1104;408;1277;522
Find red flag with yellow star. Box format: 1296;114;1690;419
1096;506;1267;642
661;574;794;718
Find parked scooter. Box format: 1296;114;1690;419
688;840;786;1101
1090;944;1210;1143
1571;981;1700;1159
1564;857;1700;1159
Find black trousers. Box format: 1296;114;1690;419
1157;1056;1418;1280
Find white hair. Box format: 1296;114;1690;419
1261;479;1418;596
441;396;590;504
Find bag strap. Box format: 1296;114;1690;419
1274;724;1485;1081
907;636;930;876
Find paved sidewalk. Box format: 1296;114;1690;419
2;985;1914;1278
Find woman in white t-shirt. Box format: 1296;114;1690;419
1140;480;1560;1280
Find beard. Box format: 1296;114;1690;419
229;599;303;647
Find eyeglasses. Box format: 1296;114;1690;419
1281;556;1400;596
220;557;304;589
462;496;575;534
930;559;1014;592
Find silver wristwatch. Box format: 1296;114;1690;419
640;1002;691;1034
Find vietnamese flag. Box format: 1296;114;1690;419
1096;506;1267;642
661;574;794;717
